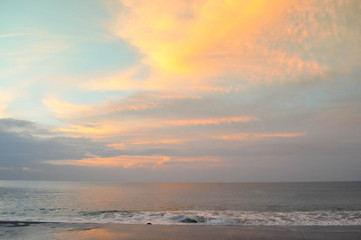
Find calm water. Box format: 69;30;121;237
0;181;361;225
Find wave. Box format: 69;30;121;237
1;210;361;226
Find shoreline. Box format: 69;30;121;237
1;220;361;226
1;222;360;240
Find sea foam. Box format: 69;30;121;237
1;210;361;226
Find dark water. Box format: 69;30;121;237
0;181;360;225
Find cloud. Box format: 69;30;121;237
0;118;42;132
22;167;40;172
52;115;257;141
2;86;361;182
42;97;94;121
165;116;256;126
0;94;12;118
101;0;337;91
81;0;361;95
45;154;221;169
0;167;14;171
214;132;306;141
84;67;148;91
0;118;120;169
42;90;201;122
0;31;70;79
42;90;258;141
1;1;361;181
0;87;20;118
0;33;24;38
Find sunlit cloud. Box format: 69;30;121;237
119;138;186;147
45;155;221;169
166;116;257;126
45;155;171;168
0;87;18;118
0;33;24;38
22;167;41;172
214;132;306;141
43;91;201;123
0;95;11;118
53;115;257;141
107;143;127;150
55;124;117;137
105;0;329;91
42;97;94;121
84;67;147;91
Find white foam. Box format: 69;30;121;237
1;210;361;226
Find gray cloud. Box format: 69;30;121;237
1;70;361;182
0;118;120;169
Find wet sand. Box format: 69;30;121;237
0;222;361;240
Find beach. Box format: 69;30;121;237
1;222;361;240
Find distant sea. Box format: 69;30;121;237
0;181;360;226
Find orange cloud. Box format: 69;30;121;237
22;167;40;172
166;116;257;126
53;116;257;141
215;132;306;141
43;91;203;123
106;0;325;90
50;155;171;168
84;67;147;91
42;97;94;120
125;138;186;146
107;143;127;150
55;124;119;138
45;155;221;169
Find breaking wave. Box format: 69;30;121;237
1;210;361;226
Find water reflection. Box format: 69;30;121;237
53;227;130;240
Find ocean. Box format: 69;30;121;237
0;181;360;226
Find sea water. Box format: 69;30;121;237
0;181;360;225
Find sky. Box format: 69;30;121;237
0;0;360;182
